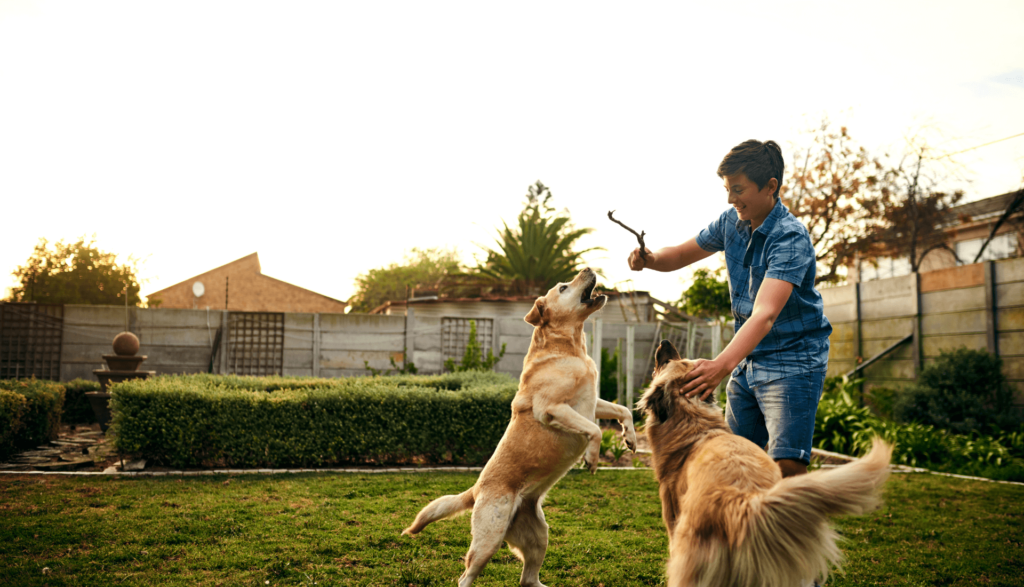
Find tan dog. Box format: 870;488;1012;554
403;268;637;587
638;340;892;587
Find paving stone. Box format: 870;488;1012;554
13;456;52;464
122;459;146;471
20;450;61;458
35;459;93;471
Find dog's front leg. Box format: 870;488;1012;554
594;399;637;452
538;404;603;473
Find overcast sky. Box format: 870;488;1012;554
2;0;1022;307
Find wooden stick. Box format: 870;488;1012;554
607;210;648;260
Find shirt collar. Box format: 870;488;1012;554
734;196;786;237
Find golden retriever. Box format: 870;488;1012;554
638;340;892;587
403;267;638;587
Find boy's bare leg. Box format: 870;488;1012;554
776;458;807;477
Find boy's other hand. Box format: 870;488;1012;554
680;358;729;401
628;248;653;271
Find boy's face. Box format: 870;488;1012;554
723;172;777;230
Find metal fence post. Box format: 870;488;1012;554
625;324;635;410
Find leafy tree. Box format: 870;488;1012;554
677;268;731;324
873;139;964;272
444;320;506;372
7;236;142;305
348;247;461;313
783;120;889;284
475;181;603;295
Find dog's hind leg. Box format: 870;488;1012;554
459;490;517;587
505;498;549;587
595;398;637;451
403;489;474;536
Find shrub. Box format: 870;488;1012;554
893;347;1019;435
864;385;899;420
110;372;519;468
0;389;28;461
600;347;619;403
815;379;1022;480
62;378;102;424
0;379;65;458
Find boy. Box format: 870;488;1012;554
627;139;831;478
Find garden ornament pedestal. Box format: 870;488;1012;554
89;331;155;432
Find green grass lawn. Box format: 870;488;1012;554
1;470;1022;586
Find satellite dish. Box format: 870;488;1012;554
192;281;205;297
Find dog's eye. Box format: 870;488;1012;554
558;285;567;293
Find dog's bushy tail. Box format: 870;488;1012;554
669;438;892;587
402;489;475;536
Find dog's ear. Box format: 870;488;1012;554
524;297;547;326
637;384;672;423
655;339;681;370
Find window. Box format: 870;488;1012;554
956;232;1018;265
859;256;913;282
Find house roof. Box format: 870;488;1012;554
948;190;1023;224
148;252;347;306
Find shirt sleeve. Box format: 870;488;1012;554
696;209;729;253
764;229;815;286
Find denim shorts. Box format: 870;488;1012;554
724;368;826;465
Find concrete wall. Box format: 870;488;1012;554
26;303;722;401
821;257;1024;403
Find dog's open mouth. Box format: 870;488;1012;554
580;278;597;304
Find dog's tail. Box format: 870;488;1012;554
402;488;475;536
669;438;892;587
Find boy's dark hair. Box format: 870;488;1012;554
717;140;785;199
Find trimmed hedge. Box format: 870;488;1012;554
0;380;65;460
110;372;519;468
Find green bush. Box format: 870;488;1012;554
864;385;899;420
600;347;619;403
893;347;1020;435
815;376;1021;480
110;372;519;468
0;379;65;458
62;378;101;424
0;389;28;461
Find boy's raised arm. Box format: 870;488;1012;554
627;237;713;273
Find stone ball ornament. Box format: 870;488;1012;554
112;331;140;356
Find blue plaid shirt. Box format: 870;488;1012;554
696;197;832;386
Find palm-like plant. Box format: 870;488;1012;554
476;182;603;295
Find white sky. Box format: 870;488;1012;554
2;0;1023;307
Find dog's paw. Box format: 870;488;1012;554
624;430;637;453
583;446;600;474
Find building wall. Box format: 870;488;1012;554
148;254;347;314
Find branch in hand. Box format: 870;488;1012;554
607;210;648;260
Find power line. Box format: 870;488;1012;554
940;132;1024;159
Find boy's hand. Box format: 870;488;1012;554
627;248;653;271
680;358;730;401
